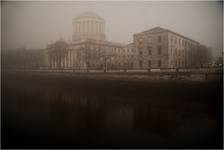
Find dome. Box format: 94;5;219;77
72;12;106;42
74;12;104;21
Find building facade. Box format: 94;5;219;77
133;27;202;69
45;14;211;70
46;39;126;70
123;43;135;69
46;12;127;70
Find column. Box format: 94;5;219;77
84;21;87;33
87;21;89;33
83;21;85;33
95;21;97;33
97;22;100;33
100;23;102;33
79;22;81;33
69;50;71;68
71;51;74;68
93;21;95;33
60;56;64;69
81;21;83;33
65;53;68;68
68;50;71;68
74;23;76;34
76;23;78;33
78;22;80;33
96;22;98;33
85;21;87;33
89;21;91;33
91;21;93;32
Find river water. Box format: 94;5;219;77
1;72;223;148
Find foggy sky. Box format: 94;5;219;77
2;1;223;57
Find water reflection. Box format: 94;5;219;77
2;81;220;148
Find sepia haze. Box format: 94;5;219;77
2;1;223;58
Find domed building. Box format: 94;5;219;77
72;12;106;41
45;12;135;70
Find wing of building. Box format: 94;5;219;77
132;26;205;69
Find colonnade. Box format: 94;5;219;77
49;50;76;69
73;20;104;33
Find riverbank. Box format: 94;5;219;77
2;71;222;103
2;69;223;82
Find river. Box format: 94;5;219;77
1;72;223;148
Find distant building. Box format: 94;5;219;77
46;12;127;70
45;14;212;70
133;27;208;69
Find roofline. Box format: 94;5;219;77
70;39;125;47
166;29;199;44
73;12;105;22
134;26;199;44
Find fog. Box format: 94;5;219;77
2;1;223;58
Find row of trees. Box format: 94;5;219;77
195;45;213;67
2;48;46;69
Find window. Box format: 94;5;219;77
148;46;152;55
158;46;162;55
139;38;143;42
138;38;143;49
139;51;143;56
148;36;152;43
158;36;161;42
158;60;161;67
139;61;143;68
138;38;143;44
148;49;152;55
148;60;151;68
130;62;133;68
138;44;143;50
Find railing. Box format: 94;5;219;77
4;67;223;74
